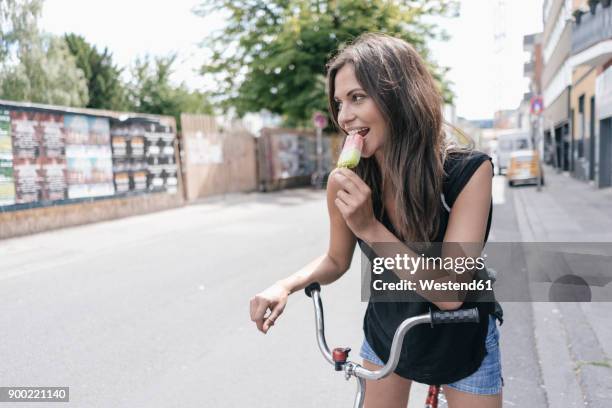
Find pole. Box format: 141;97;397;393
314;126;323;188
536;116;543;191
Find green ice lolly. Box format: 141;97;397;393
337;132;364;169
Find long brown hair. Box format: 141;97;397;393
326;33;449;243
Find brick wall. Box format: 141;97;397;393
0;193;184;240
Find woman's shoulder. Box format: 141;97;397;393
444;149;492;177
444;149;492;168
443;149;493;205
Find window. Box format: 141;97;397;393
516;139;529;150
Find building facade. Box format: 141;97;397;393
542;0;573;172
540;0;612;188
523;33;544;154
569;0;612;188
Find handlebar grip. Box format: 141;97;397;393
304;282;321;298
430;308;479;326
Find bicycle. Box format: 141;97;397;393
304;282;480;408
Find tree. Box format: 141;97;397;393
195;0;458;127
0;0;44;63
64;33;127;110
0;0;89;107
126;54;213;128
1;34;89;107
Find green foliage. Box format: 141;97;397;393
0;0;211;120
195;0;458;126
126;54;213;129
1;34;89;107
0;0;89;107
64;33;127;110
0;0;44;63
1;0;245;123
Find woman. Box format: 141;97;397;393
250;33;503;408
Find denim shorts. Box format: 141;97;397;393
359;315;503;395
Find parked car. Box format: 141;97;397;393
507;150;544;187
495;132;531;175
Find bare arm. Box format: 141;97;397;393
278;169;357;294
250;169;356;334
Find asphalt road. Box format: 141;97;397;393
0;177;564;407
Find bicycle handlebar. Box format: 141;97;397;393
304;282;334;365
304;282;480;381
304;282;321;298
430;307;479;325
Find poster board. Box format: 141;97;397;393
64;114;115;199
0;110;15;205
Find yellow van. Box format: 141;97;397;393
507;150;543;187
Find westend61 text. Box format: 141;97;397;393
372;279;493;292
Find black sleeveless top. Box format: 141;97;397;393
357;150;503;385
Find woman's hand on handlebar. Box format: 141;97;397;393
250;282;291;334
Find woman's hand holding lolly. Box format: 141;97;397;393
332;167;380;241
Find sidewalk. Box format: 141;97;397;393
512;166;612;408
514;166;612;241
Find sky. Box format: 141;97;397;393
427;0;544;119
39;0;224;90
39;0;543;121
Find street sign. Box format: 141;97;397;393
312;111;327;129
531;96;544;115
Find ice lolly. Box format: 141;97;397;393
337;131;364;168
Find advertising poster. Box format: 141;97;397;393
10;110;41;203
38;112;67;201
143;122;177;194
184;131;223;165
262;131;335;183
274;134;300;179
0;110;16;206
271;133;319;179
110;123;130;193
128;124;147;192
298;136;317;176
64;114;115;199
110;120;148;194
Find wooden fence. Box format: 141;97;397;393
180;114;258;201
